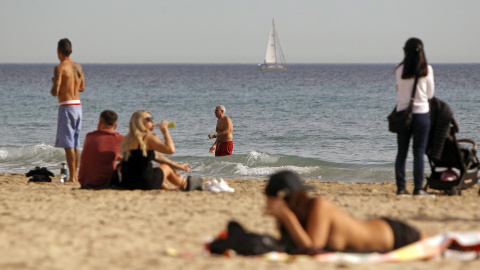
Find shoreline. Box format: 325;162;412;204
1;173;480;269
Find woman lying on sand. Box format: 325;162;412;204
118;110;202;191
265;170;426;253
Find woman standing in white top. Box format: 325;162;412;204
395;38;434;195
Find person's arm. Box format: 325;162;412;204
147;121;175;154
426;66;434;99
77;63;85;92
209;139;218;153
50;66;61;97
266;197;314;250
154;152;191;172
303;197;334;248
268;197;335;250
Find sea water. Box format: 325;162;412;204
1;63;480;182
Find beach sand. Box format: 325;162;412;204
1;173;480;270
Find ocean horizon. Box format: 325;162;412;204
1;63;480;182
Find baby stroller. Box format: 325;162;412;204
425;98;480;196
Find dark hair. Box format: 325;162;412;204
398;37;428;79
57;38;72;57
265;170;313;198
100;110;118;126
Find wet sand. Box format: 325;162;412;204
1;173;480;269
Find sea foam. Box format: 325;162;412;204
0;144;66;173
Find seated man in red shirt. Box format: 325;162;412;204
79;110;124;189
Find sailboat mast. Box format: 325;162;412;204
272;19;277;65
272;19;286;66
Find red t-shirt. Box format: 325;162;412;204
78;129;124;187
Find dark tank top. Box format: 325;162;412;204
120;145;163;190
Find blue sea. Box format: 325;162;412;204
1;64;480;182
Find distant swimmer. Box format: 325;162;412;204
208;105;233;156
50;38;85;183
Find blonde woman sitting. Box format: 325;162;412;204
118;110;202;191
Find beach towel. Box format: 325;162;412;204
263;231;480;263
166;231;480;263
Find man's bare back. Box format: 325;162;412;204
51;58;84;103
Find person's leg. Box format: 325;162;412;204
64;148;78;182
75;148;80;170
68;106;82;183
72;106;82;182
412;113;430;191
159;164;187;190
395;131;412;192
57;105;82;183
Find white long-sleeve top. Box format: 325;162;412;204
395;64;435;113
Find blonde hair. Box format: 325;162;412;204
120;110;150;161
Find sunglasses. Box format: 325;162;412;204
145;117;154;122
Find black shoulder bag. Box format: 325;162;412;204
388;76;418;133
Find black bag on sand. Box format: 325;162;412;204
388;76;418;133
208;221;285;256
26;167;54;182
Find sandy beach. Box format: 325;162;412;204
1;173;480;270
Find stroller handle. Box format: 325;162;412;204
458;139;477;150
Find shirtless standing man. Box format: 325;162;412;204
50;38;85;183
208;105;233;156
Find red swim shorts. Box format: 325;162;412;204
215;141;233;156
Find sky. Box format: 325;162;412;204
1;0;479;64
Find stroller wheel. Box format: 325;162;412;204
447;186;461;196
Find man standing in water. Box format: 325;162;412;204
208;105;233;156
50;38;85;183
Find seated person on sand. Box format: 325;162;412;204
117;110;202;191
78;110;124;189
265;170;426;253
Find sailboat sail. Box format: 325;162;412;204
265;26;276;64
259;19;287;71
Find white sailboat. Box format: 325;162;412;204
259;19;287;71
